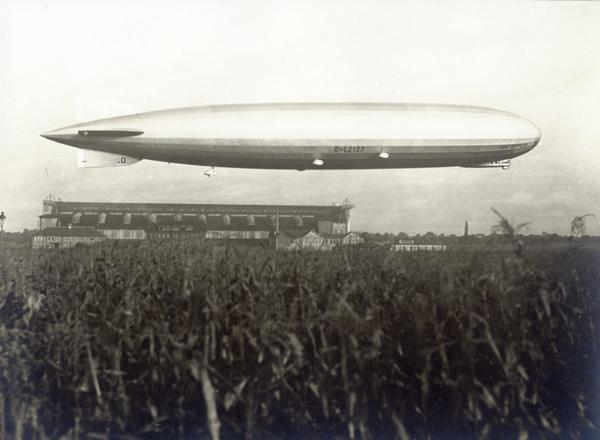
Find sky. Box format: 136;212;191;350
1;1;599;235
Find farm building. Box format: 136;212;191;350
32;226;106;249
38;198;357;248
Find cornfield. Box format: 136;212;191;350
0;241;598;439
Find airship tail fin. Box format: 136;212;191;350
76;99;140;122
77;149;141;168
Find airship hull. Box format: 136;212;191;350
41;103;540;170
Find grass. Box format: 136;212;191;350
0;241;598;439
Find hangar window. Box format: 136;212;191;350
223;215;231;226
294;216;303;227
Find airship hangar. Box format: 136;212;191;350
33;198;363;250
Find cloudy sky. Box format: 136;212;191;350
1;1;598;235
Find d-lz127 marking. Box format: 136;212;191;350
333;146;365;153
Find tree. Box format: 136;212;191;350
491;208;531;258
422;231;437;243
491;208;530;238
397;232;410;241
570;214;595;239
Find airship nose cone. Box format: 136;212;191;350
40;131;58;142
40;127;79;145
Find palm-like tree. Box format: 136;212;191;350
491;208;530;238
491;208;530;258
570;213;595;238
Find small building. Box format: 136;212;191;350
275;229;322;250
340;231;363;246
293;230;324;250
275;230;363;250
320;231;364;249
32;227;106;249
320;233;341;250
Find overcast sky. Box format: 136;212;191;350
1;1;599;235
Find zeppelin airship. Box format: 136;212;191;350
41;103;540;176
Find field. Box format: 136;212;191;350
0;241;598;439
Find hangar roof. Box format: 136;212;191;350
42;200;352;223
